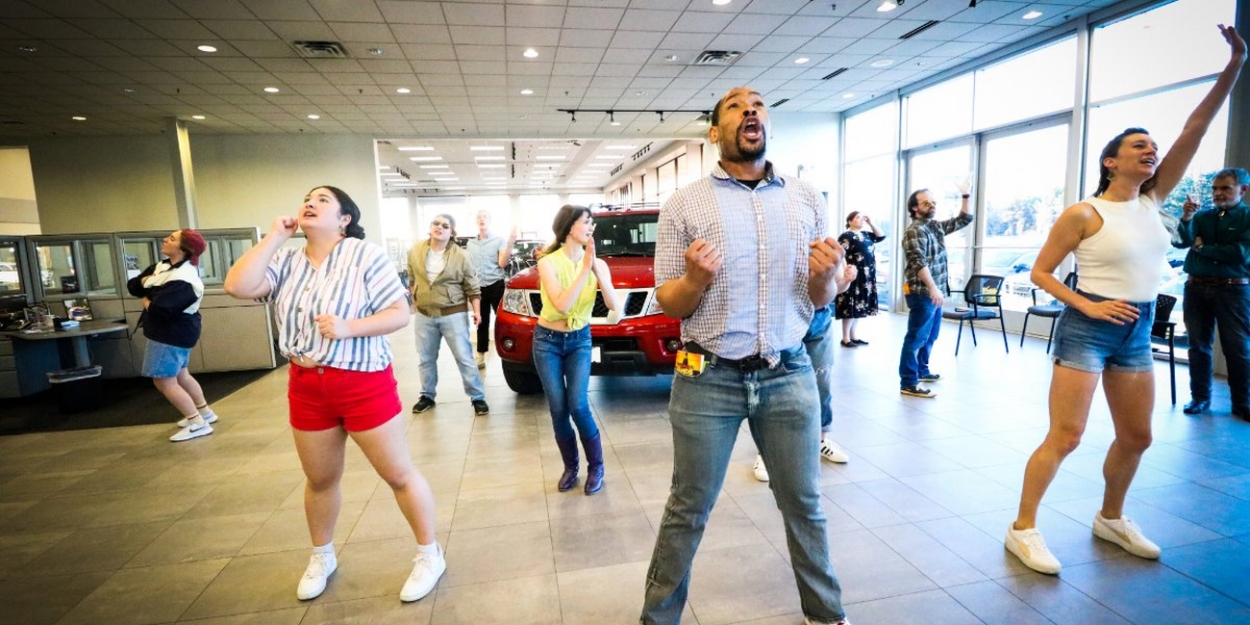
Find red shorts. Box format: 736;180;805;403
287;363;402;432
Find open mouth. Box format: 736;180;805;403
741;118;762;141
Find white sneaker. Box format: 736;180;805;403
804;617;851;625
178;412;218;428
475;352;486;369
1093;512;1161;559
169;422;213;442
296;551;337;600
1005;525;1062;574
820;439;849;464
752;455;769;482
400;545;447;602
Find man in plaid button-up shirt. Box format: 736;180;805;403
640;86;851;625
898;187;973;398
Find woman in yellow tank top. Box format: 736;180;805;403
534;205;619;494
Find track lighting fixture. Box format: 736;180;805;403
968;0;977;7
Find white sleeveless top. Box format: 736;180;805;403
1073;194;1171;303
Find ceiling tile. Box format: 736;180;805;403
618;9;681;32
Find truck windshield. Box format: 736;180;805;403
594;213;658;257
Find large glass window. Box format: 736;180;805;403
906;143;974;286
1089;0;1235;103
844;154;896;308
980;123;1070;312
974;38;1077;130
904;74;973;148
0;240;24;294
845;101;898;161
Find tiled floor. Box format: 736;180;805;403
2;313;1249;625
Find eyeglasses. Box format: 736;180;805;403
920;200;937;208
431;220;450;229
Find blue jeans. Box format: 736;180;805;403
532;326;599;441
899;293;942;388
414;311;485;401
1184;281;1250;407
804;306;834;432
640;347;845;625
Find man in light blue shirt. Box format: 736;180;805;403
465;210;516;369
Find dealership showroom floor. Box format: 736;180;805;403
2;312;1248;625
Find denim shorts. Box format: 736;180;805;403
141;339;191;378
1051;291;1155;374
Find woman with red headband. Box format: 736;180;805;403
127;228;218;442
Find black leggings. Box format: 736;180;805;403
477;279;505;353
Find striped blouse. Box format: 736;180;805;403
263;237;407;372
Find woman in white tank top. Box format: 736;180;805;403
1006;25;1246;576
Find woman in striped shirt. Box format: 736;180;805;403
225;186;445;604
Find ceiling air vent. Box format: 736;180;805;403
770;98;789;108
693;50;741;66
292;41;350;58
822;68;849;80
899;20;940;39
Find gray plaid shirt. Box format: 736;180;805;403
655;162;827;365
901;213;974;297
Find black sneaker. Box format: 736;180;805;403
472;400;489;416
412;396;436;413
900;385;936;398
919;373;941;382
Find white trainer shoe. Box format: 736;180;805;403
400;545;447;602
820;439;850;464
1093;512;1161;559
296;551;337;600
1005;525;1062;574
752;455;769;483
169;422;213;442
177;413;218;428
804;617;852;625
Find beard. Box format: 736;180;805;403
736;133;766;161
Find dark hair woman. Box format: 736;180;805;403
533;205;619;494
224;186;445;603
834;211;885;347
1007;25;1245;576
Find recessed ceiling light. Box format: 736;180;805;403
1022;10;1043;19
419;165;449;169
71;116;86;121
191;115;205;120
634;91;645;96
378;166;389;170
477;164;506;169
870;59;895;68
665;54;679;62
307;114;320;120
368;47;384;55
409;156;443;161
595;155;619;160
17;45;37;53
795;57;810;64
396;87;410;94
713;0;731;4
398;146;435;151
842;93;856;99
877;0;899;12
523;48;539;58
520;88;533;95
471;146;503;151
610;120;621;126
264;87;280;93
123;88;135;93
197;45;217;53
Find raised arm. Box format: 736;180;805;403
1149;25;1246;202
224;216;297;300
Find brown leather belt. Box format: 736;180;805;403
417;303;469;317
1189;277;1250;286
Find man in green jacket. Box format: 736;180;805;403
1176;168;1250;420
407;214;489;416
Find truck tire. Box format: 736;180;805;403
503;364;543;394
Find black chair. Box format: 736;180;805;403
1152;293;1178;405
1020;271;1078;353
942;274;1009;356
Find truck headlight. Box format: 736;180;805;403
646;292;664;316
502;288;534;316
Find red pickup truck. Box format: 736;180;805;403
493;208;683;394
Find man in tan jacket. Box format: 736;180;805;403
406;213;489;416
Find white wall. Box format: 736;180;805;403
192;134;381;241
0;147;39;235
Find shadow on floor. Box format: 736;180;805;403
0;369;270;435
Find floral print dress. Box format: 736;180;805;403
834;229;886;319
